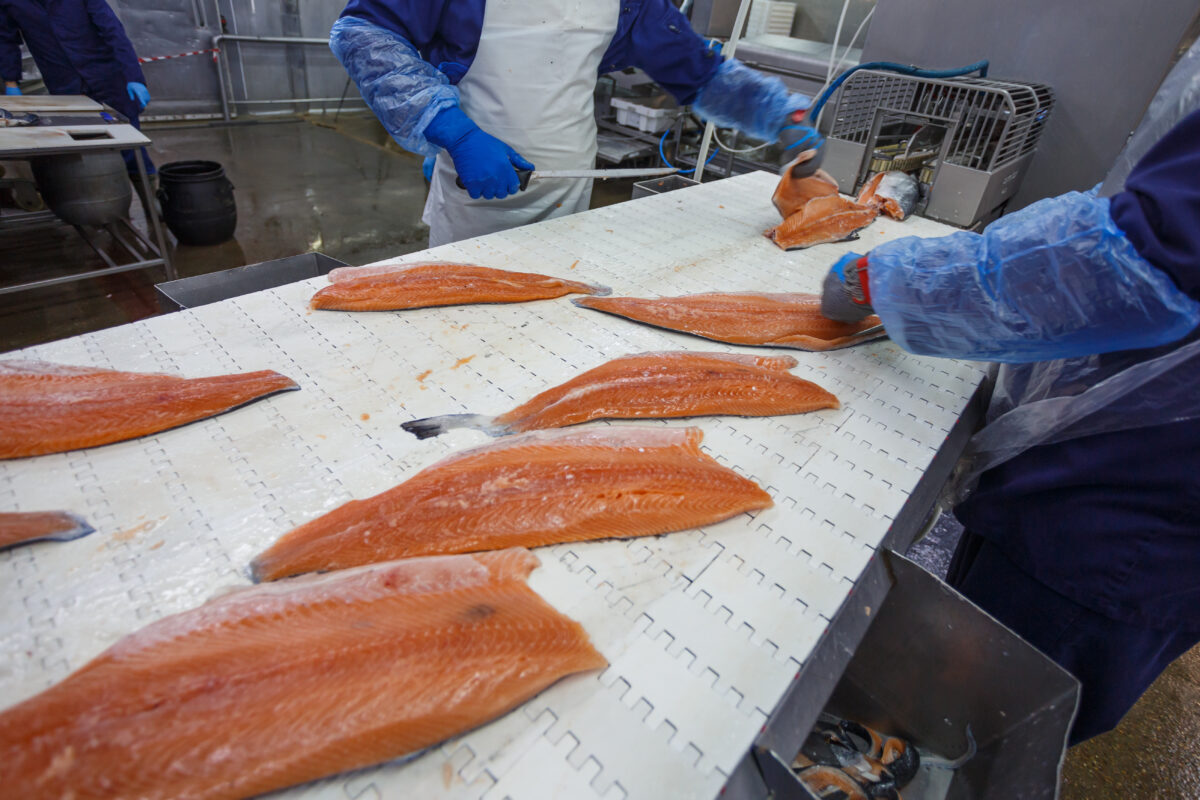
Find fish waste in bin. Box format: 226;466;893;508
0;548;605;800
310;261;610;311
251;426;772;581
0;360;299;459
574;292;885;351
400;351;839;439
0;511;95;550
856;171;920;220
766;194;879;251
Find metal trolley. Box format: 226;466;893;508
820;71;1055;228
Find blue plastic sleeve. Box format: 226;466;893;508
691;59;810;142
329;16;460;158
867;192;1200;363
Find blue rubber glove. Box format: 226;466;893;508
126;81;151;111
424;106;534;200
5;85;20;96
821;252;874;322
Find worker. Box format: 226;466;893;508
0;0;154;180
820;41;1200;745
330;1;818;247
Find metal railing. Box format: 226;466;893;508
213;34;365;121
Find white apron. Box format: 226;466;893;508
423;0;620;247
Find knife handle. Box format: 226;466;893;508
455;169;533;192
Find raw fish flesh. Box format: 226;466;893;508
575;292;885;351
0;361;299;459
400;351;839;439
251;426;771;581
0;511;94;550
773;149;840;218
310;262;609;311
0;548;605;800
766;195;878;251
856;171;920;220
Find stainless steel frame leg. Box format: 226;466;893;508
134;153;175;280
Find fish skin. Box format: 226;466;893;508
400;351;837;439
0;511;94;550
856;171;919;220
0;548;605;800
773;149;840;218
251;426;772;581
0;361;299;459
310;262;610;311
574;293;886;352
766;195;879;251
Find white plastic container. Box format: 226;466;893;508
611;96;677;134
746;0;797;37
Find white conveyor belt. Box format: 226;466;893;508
0;172;987;799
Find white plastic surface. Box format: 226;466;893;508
0;172;986;799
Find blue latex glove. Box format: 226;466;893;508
424;106;534;200
5;85;21;96
821;252;874;322
126;81;151;111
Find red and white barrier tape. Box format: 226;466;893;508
138;48;221;64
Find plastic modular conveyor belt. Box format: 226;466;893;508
0;172;988;799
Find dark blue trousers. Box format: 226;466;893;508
946;531;1199;745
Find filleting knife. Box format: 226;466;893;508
456;166;678;191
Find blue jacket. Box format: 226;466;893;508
955;110;1200;629
340;0;720;102
0;0;145;120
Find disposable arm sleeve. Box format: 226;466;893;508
691;59;810;142
868;191;1200;363
0;7;22;83
84;0;145;85
329;16;459;158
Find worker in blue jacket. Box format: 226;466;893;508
0;0;153;177
332;0;815;247
820;44;1200;744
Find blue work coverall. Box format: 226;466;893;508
0;0;153;173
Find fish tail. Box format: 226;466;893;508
400;413;497;440
46;513;95;542
587;284;613;297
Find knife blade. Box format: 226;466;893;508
456;167;678;191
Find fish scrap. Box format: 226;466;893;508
0;360;299;459
0;548;605;800
310;261;610;311
251;426;772;581
0;511;94;550
856;171;920;220
400;350;839;439
574;292;885;351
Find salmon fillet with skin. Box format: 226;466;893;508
251;426;772;581
766;195;879;251
310;262;610;311
772;150;840;218
0;511;94;550
0;548;605;800
574;293;885;351
399;351;839;439
0;361;299;459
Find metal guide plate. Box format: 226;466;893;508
0;172;986;799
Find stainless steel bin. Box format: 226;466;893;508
155;252;348;310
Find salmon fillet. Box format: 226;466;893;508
773;150;840;218
400;351;839;439
0;511;94;550
575;293;885;351
251;426;772;581
310;262;610;311
0;360;299;459
766;195;879;251
0;548;605;800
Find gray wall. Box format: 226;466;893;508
787;0;874;47
861;0;1200;208
110;0;355;119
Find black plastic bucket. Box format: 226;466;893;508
31;151;131;226
157;160;237;246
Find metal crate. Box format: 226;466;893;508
821;71;1054;227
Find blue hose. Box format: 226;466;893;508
807;60;990;126
658;128;720;174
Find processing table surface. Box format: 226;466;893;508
0;172;987;799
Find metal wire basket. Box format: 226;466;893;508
821;71;1055;227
